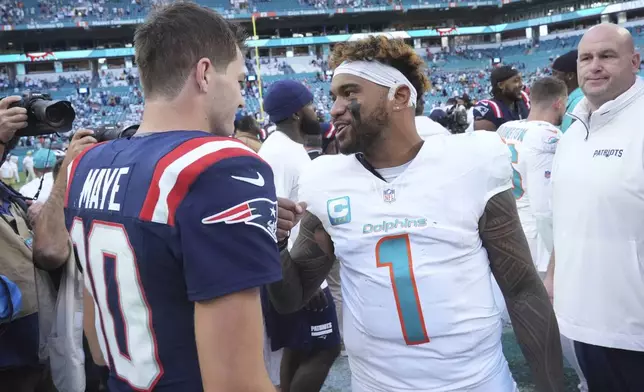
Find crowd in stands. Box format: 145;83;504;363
1;25;643;140
0;0;626;24
0;0;24;25
1;0;172;25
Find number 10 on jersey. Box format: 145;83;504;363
70;218;162;390
376;234;430;346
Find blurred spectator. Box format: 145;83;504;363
22;151;35;183
19;148;57;202
552;50;583;132
234;114;264;152
0;154;17;185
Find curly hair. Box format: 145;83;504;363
328;36;430;99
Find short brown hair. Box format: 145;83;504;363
328;36;430;100
134;2;247;98
529;76;568;107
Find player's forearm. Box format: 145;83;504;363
32;178;71;270
267;212;334;314
195;289;275;392
481;190;564;392
504;279;563;392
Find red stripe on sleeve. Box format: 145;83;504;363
165;148;258;226
139;137;217;221
139;136;264;223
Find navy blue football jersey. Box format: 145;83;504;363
473;90;531;129
64;131;282;391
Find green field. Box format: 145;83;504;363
502;328;579;391
10;171;28;191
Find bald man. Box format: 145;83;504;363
546;23;644;391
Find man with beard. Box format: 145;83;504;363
473;65;531;132
268;36;565;392
259;80;341;392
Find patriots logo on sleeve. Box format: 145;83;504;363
475;105;489;117
202;198;278;242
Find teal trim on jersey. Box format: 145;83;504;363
561;88;584;133
506;144;525;199
327;196;351;226
376;235;429;346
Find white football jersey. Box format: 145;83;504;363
415;116;451;138
299;132;516;391
497;120;561;271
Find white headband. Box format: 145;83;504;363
333;60;417;107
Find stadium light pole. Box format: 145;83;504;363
251;15;266;122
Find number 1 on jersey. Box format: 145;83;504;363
376;234;430;346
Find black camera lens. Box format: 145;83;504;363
46;106;63;125
44;102;70;127
10;93;76;137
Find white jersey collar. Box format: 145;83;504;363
573;77;644;131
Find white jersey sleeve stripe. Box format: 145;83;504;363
140;139;258;225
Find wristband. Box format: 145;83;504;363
278;237;289;251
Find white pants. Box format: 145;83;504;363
561;334;588;392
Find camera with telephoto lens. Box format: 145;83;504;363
92;124;139;143
443;104;470;134
6;92;76;137
432;104;469;134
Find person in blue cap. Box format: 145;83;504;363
259;79;341;392
19;148;56;201
552;50;584;132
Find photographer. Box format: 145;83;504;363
32;130;96;272
0;95;57;391
31;129;99;392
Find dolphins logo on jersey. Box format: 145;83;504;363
202;197;278;242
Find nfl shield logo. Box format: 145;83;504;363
383;189;396;203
